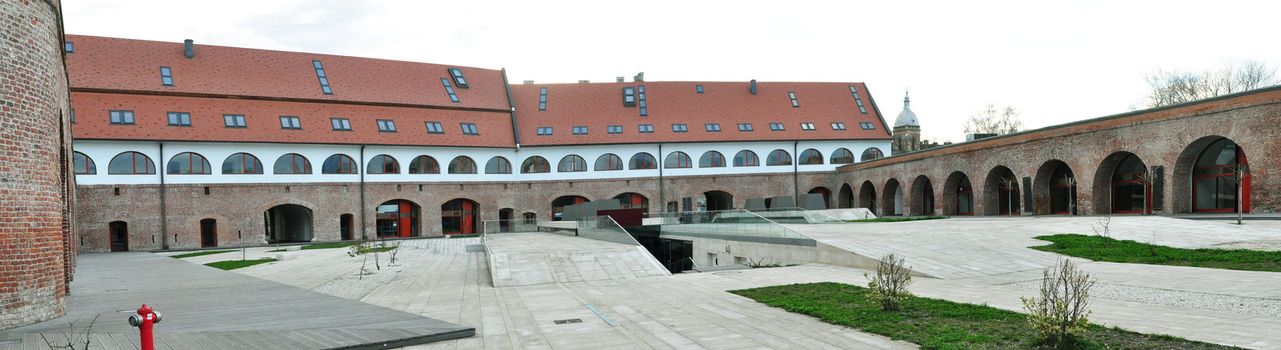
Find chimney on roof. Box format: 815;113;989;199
183;39;194;59
578;80;590;84
523;80;534;85
749;79;757;95
634;72;644;82
616;76;625;83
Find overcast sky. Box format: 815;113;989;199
65;0;1281;143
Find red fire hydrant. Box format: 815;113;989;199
127;304;162;350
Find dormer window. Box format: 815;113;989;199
280;116;302;129
788;92;800;107
638;124;654;133
638;85;648;116
572;126;588;135
672;123;688;133
704;123;721;132
441;78;459;102
769;123;784;131
622;87;636;106
831;122;847;130
330;117;352;131
800;122;816;131
461;123;479;135
737;123;753;132
64;42;74;53
860;122;875;130
313;60;332;94
696;85;704;93
109;110;135;125
167;112;191;126
536;127;553;136
224;114;247;128
160;67;173;86
376;119;397;132
849;86;867;114
607;125;623;134
425;121;444;134
538;87;548;111
448;68;468;88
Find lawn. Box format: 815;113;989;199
847;216;948;223
169;250;234;259
732;282;1237;350
1031;234;1281;272
205;258;277;270
300;242;357;250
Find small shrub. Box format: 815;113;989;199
1091;216;1111;240
864;253;913;311
745;257;784;268
1022;258;1096;349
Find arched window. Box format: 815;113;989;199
485;156;511;174
166;152;211;174
322;154;358;174
73;152;96;175
1193;138;1246;212
798;149;823;165
664;151;691;169
830;148;854;164
366;155;400;174
733;150;759;167
558;155;587;172
595;154;623;171
108;151;155;175
222;153;264;174
629;152;657;170
273;153;312;174
699;151;725;168
766;149;792;166
861;147;884;161
408;155;440;174
521;156;550;173
448;156;476;174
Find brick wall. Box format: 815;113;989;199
1;0;72;330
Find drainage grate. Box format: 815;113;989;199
465;244;485;252
552;318;583;325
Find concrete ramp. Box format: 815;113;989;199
484;232;670;287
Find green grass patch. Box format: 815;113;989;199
300;242;357;250
204;258;277;270
732;282;1236;350
266;248;287;252
847;216;948;223
1031;234;1281;272
169;250;234;259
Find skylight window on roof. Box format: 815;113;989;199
377;119;397;132
313;60;333;94
109;110;134;125
426;121;444;134
607;125;623;134
672;123;688;133
461;123;478;135
330;117;351;131
638;124;654;133
441;78;459;102
536;127;553;136
572;126;589;135
848;86;867;114
280;116;301;129
64;42;73;53
538;87;548;111
622;87;636;106
831;122;846;130
705;123;721;132
167;112;191;126
224;114;247;128
860;122;875;130
788;92;800;107
696;85;704;93
160;66;173;86
738;123;753;132
800;122;815;131
448;68;468;88
638;85;648;116
769;123;784;131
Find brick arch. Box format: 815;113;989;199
1092;151;1148;214
858;180;877;214
942;171;974;215
982;165;1020;215
909;175;935;216
1033;159;1077;215
257;198;319;213
881;178;902;216
807;186;832;209
1172;135;1250;213
837;183;854;209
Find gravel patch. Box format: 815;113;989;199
1009;280;1281;318
1208;240;1281;251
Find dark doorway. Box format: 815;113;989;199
858;181;877;214
1111;154;1149;214
442;199;479;234
945;171;974;215
808;187;832;209
910;175;934;216
552;195;589;221
838;183;854;208
264;204;314;243
339;214;353;240
109;221;128;252
1050;164;1076;214
200;218;217;248
377;200;420;238
985;166;1021;215
499;208;514;232
1192;138;1248;213
704;191;733;211
522;212;536;224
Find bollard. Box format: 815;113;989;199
127;304;162;350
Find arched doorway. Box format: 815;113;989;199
1094;152;1149;214
522;212;537;225
1034;160;1077;215
339;214;354;240
499;208;514;232
614;193;650;214
858;181;877;214
943;171;974;215
837;183;854;209
265;204;314;243
984;166;1021;215
1180;137;1250;213
552;195;589;221
704;191;734;211
200;218;217;248
442;199;479;234
909;175;934;216
808;187;832;209
376;200;420;238
109;221;128;252
881;179;903;216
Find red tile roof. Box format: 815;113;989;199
71;92;514;147
64;35;510;111
510;81;890;146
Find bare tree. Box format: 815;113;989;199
1022;259;1095;349
864;253;913;311
964;104;1022;135
1144;61;1279;107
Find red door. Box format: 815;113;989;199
460;200;475;234
398;201;413;238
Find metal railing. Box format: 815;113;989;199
643;209;816;246
574;215;643;246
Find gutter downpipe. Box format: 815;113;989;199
159;142;168;249
658;143;664;212
359;145;367;240
793;140;799;205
